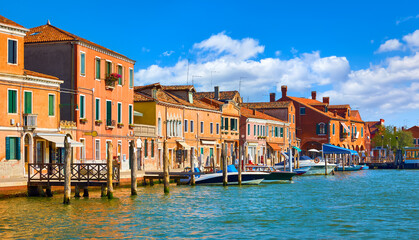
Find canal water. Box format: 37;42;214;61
0;170;418;239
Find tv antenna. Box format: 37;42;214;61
192;75;202;86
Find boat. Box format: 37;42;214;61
275;155;336;175
336;164;363;171
245;165;296;182
294;166;311;175
360;164;369;170
194;165;268;185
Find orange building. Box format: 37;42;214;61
134;83;222;170
0;16;64;179
24;22;135;172
405;126;419;147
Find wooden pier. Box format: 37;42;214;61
143;171;203;185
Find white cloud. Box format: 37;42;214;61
136;32;419;122
275;50;281;56
396;14;419;25
141;47;150;52
376;39;403;53
403;30;419;50
162;50;174;57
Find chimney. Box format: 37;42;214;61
334;110;337;117
214;86;219;99
270;93;276;102
281;85;287;98
252;109;256;115
322;97;329;104
402;126;405;131
393;126;397;133
311;91;316;100
380;119;384;125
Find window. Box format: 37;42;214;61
210;122;213;134
106;100;112;126
95;58;101;79
188;92;193;103
48;94;55;116
5;137;20;160
414;139;417;145
106;61;112;76
361;127;364;137
95;98;100;120
8;39;17;64
216;123;220;134
317;123;326;135
129;68;134;88
95;140;100;160
158;118;162;136
8;89;17;114
129;105;133;125
36;141;44;163
118;65;123;85
80;139;85;160
190;120;194;133
280;127;284;137
348;109;350;117
151;140;154;158
289;114;291;122
221;117;224;130
230;118;235;131
80;95;85;119
224;118;229;130
248;124;250;136
263;126;265;136
200;121;204;134
332;123;335;135
184;120;188;132
144;139;148;158
80;52;86;76
24;91;32;114
257;125;260;136
254;125;256;135
117;102;122;123
275;127;278;137
293;115;295;123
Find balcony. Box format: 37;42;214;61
340;132;349;140
106;119;116;130
105;73;121;90
23;114;37;130
133;124;156;137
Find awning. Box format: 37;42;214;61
177;140;191;150
341;122;350;132
201;140;216;145
247;142;258;147
293;146;302;152
134;111;143;117
37;134;83;148
308;149;320;153
322;144;358;156
267;142;282;151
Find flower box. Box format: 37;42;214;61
80;118;88;124
105;73;121;90
129;124;135;129
95;120;102;126
117;123;124;128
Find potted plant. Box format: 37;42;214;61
105;73;121;90
95;119;102;126
129;124;135;129
117;122;124;128
80;118;88;124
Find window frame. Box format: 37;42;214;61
117;64;123;86
95;98;101;121
128;104;133;125
210;122;214;134
200;121;204;134
216;123;220;134
190;120;194;133
7;38;18;65
95;139;101;161
184;119;188;132
48;93;55;117
80;51;86;77
129;68;134;88
106;100;112;126
79;94;86;119
95;57;101;80
23;90;33;114
105;60;112;77
7;89;18;114
117;102;122;123
79;138;86;161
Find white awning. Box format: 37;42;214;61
37;134;83;148
134;111;143;117
341;122;350;132
177;140;191;150
247;142;258;147
201;140;216;145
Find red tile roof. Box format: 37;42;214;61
195;91;239;101
329;104;350;109
405;126;419;137
24;69;59;80
0;15;25;28
241;101;291;109
241;107;285;123
349;110;364;122
134;92;154;102
162;85;195;92
25;24;133;61
366;121;382;135
286;96;345;120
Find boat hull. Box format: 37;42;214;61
304;164;336;175
263;171;296;182
195;172;268;185
336;165;363;171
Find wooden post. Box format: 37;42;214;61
107;141;114;199
238;144;242;185
190;149;196;186
130;141;138;195
222;144;228;186
212;156;216;173
101;185;106;197
163;140;169;194
46;186;53;197
63;136;71;204
74;185;81;198
323;145;327;175
83;186;89;197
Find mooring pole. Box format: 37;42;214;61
238;144;242;185
107;141;114;199
323;145;327;175
130;141;138;195
63;136;71;204
163;140;170;194
190;149;195;186
222;144;228;186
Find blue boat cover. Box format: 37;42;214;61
322;144;359;155
300;155;312;160
217;165;238;173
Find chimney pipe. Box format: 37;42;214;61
270;93;276;102
214;86;219;99
281;85;287;99
393;126;397;134
252;109;256;115
322;97;329;104
311;91;316;100
334;110;337;117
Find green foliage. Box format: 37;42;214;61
371;125;414;152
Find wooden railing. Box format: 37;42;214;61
28;163;120;183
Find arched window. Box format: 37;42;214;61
316;123;326;135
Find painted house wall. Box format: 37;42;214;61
0;31;25;75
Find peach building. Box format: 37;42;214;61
0;16;64;179
24;22;135;171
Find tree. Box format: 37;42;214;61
371;125;414;152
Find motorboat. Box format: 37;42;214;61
194;165;268;185
336;164;363;171
360;164;369;170
294;166;311;175
275;155;336;175
245;165;296;182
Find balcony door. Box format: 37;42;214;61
106;100;112;126
24;92;32;114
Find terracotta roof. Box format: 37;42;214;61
290;97;326;106
134;83;161;91
134;92;153;102
285;96;345;120
195;91;239;101
200;97;224;107
24;69;59;80
349;110;363;122
241;101;291;109
241;107;285;123
0;15;25;28
162;85;195;92
25;24;133;61
405;126;419;137
366;121;382;135
329;105;350;109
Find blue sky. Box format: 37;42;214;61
3;0;419;127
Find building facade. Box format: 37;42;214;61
405;126;419;147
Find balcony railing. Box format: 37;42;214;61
133;124;156;137
23;114;37;129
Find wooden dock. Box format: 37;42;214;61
143;171;203;185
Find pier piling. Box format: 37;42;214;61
75;185;81;198
222;144;228;186
190;150;196;186
83;186;89;198
46;186;53;197
63;136;71;204
101;185;107;197
238;145;242;185
107;141;114;199
130;141;138;196
163;140;170;194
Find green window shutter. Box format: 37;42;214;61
129;69;133;88
325;124;328;134
361;127;364;137
95;99;100;120
118;103;122;123
151;140;154;157
254;125;256;135
247;124;250;135
235;119;238;131
118;66;123;85
316;124;320;134
333;124;335;135
280;127;283;137
81;53;85;75
49;95;54;116
96;59;100;79
144;139;148;157
16;137;21;160
5;137;10;160
129;105;132;124
80;96;85;118
225;118;229;130
221;117;224;130
24;92;32;114
230;118;234;130
8;90;17;113
106;101;112;125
